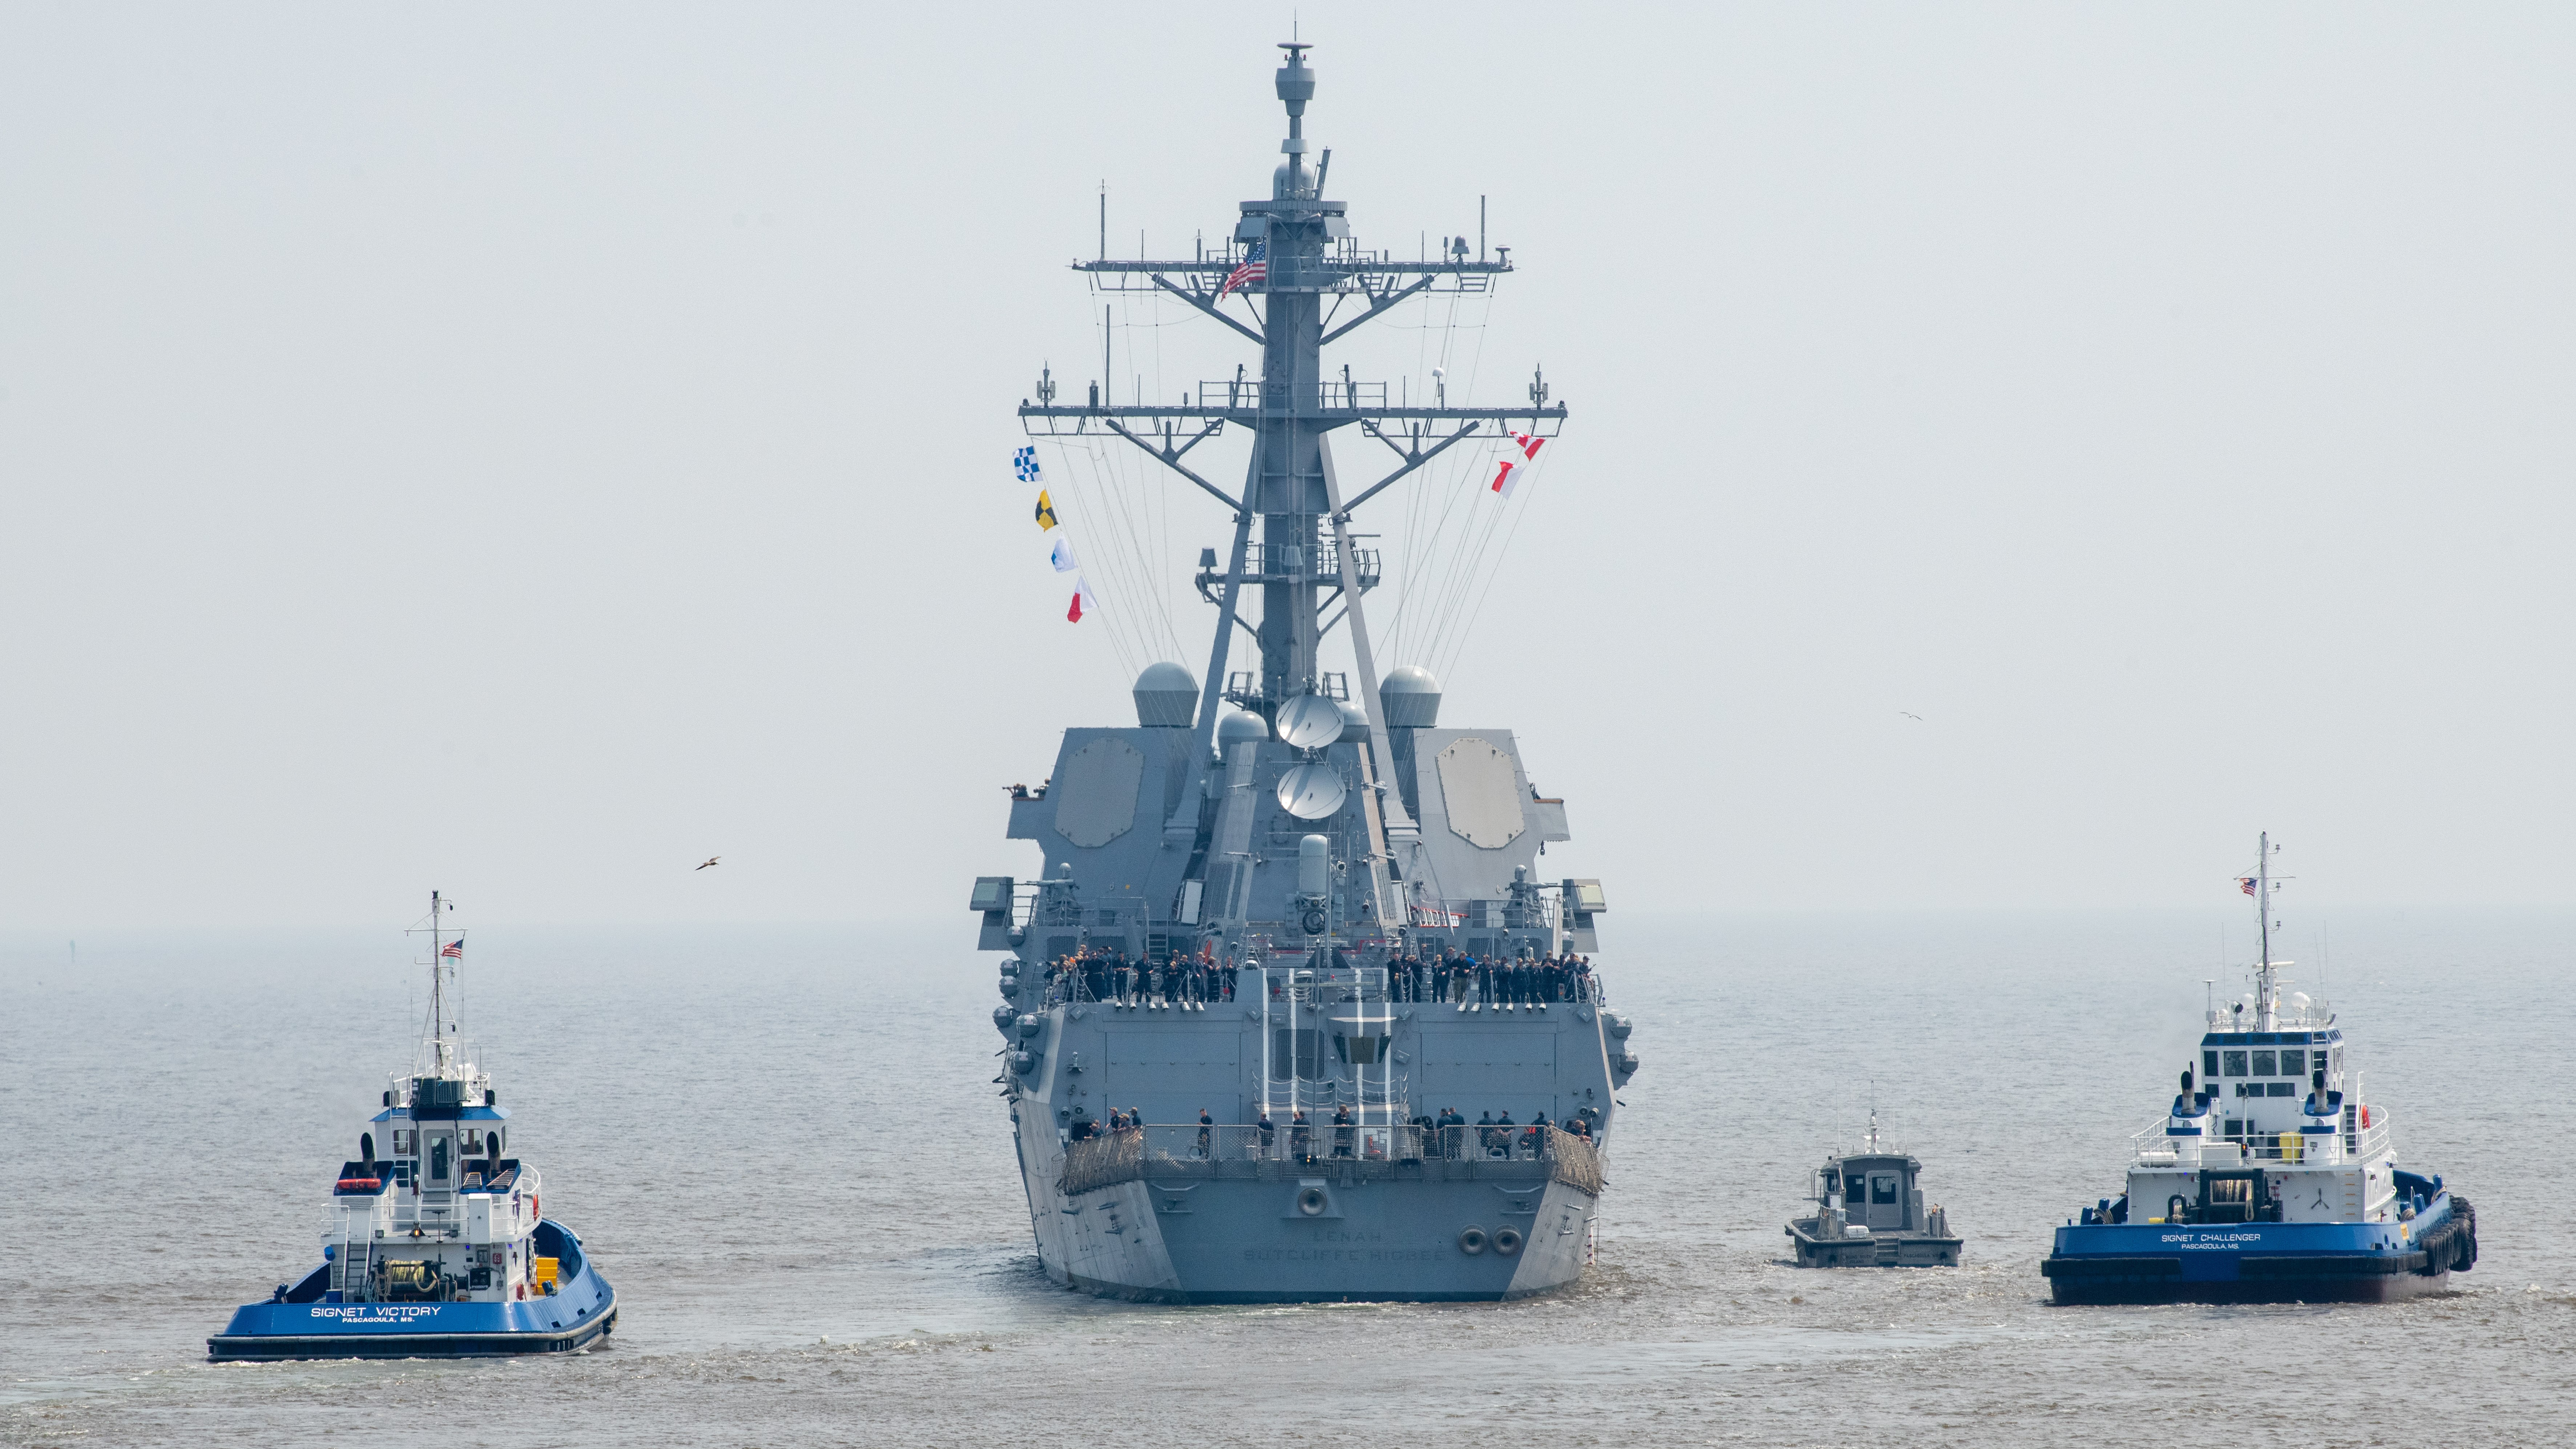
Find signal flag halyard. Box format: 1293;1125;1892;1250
1489;431;1545;498
1014;446;1043;483
1034;489;1057;531
1068;576;1100;623
1049;536;1079;573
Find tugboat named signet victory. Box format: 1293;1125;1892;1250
209;893;616;1359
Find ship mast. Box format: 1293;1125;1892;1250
2252;833;2275;1030
431;890;446;1061
1020;41;1567;863
414;889;461;1077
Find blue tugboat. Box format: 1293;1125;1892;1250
2043;837;2477;1304
209;893;616;1360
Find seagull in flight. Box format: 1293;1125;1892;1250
696;856;721;871
1899;711;1924;722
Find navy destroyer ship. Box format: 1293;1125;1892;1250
2040;837;2477;1303
972;43;1634;1302
210;894;616;1359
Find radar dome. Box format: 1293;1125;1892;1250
1132;662;1198;727
1380;665;1442;728
1217;710;1269;746
1335;699;1371;742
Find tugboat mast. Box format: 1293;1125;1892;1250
2252;832;2278;1031
414;889;461;1074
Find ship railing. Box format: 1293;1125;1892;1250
1139;1122;1425;1166
1087;1123;1605;1194
1192;380;1392;412
2129;1109;2391;1163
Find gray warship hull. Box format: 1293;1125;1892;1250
976;42;1632;1304
1025;1142;1598;1304
1001;992;1616;1302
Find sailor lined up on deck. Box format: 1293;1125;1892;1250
1039;946;1234;1010
1379;950;1595;1008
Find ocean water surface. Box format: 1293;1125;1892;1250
4;908;2569;1446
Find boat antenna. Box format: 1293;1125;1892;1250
431;889;444;1050
1866;1080;1879;1153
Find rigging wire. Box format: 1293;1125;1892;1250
1048;436;1146;677
1436;445;1556;683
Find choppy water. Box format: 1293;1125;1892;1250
4;909;2571;1447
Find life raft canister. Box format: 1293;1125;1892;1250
2360;1105;2371;1127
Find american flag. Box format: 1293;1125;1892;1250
2238;877;2258;897
1219;240;1266;298
440;937;464;959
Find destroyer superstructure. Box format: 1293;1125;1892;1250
973;43;1635;1303
209;893;615;1359
2040;837;2476;1303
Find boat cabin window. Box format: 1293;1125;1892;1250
391;1129;416;1154
2221;1050;2248;1076
1870;1175;1899;1206
427;1135;451;1185
2250;1050;2276;1076
2203;1050;2220;1079
2278;1049;2305;1077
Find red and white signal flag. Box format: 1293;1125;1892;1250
1489;432;1545;498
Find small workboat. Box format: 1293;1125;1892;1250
2040;836;2477;1303
209;893;616;1360
1784;1110;1961;1267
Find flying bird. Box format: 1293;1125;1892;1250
696;856;721;871
1899;711;1924;721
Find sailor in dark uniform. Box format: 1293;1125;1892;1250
1332;1103;1355;1158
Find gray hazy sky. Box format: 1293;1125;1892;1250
3;5;2570;930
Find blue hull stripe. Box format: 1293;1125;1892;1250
210;1234;613;1359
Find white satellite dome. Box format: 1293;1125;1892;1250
1379;665;1442;728
1132;662;1198;727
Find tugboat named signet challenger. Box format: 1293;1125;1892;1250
209;893;616;1359
2041;837;2477;1304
